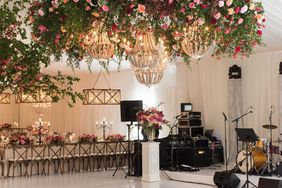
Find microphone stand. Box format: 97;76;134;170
231;110;253;171
223;113;228;171
231;110;253;154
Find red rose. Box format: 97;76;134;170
201;4;208;9
210;18;217;25
234;7;240;14
257;30;262;36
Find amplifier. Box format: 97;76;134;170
190;126;204;137
189;112;201;118
186;148;212;167
193;137;209;148
189;119;202;126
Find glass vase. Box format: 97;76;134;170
144;128;156;142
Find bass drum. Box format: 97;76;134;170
236;149;267;173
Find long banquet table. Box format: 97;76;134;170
0;141;135;177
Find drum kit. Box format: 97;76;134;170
236;124;279;175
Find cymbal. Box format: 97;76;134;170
262;124;277;129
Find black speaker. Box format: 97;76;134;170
186;148;212;167
258;178;282;188
120;100;143;122
213;171;240;188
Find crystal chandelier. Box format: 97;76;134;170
134;41;168;87
84;23;114;61
181;22;214;59
0;92;10;104
32;102;52;116
134;66;165;88
128;32;160;68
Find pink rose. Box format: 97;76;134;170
138;4;146;13
218;1;224;8
214;12;221;20
63;0;68;3
237;18;243;24
240;5;248;14
51;0;59;8
226;0;233;7
38;9;44;16
194;0;201;5
102;5;109;11
85;6;90;11
38;25;48;33
86;0;91;2
189;2;195;8
224;27;231;34
161;24;169;30
73;0;79;2
168;0;174;4
180;7;185;12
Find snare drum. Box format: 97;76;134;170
236;149;267;173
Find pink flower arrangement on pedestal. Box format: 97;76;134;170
136;107;168;131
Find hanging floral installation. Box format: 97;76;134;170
28;0;265;66
0;1;82;106
0;0;265;97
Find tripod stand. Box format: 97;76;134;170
236;128;258;188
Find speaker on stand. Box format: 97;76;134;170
119;100;143;177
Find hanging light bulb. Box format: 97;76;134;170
181;22;214;60
84;22;115;61
128;32;159;68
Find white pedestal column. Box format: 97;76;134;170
141;142;161;182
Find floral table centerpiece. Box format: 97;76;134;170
9;134;33;146
46;135;64;145
78;134;97;143
106;134;126;142
137;107;168;141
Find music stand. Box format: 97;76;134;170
235;128;258;188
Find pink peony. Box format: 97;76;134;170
38;9;44;16
102;5;109;11
214;12;221;20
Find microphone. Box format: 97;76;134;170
222;112;228;121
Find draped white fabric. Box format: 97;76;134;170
228;79;244;162
1;51;282;152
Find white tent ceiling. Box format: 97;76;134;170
42;0;282;75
